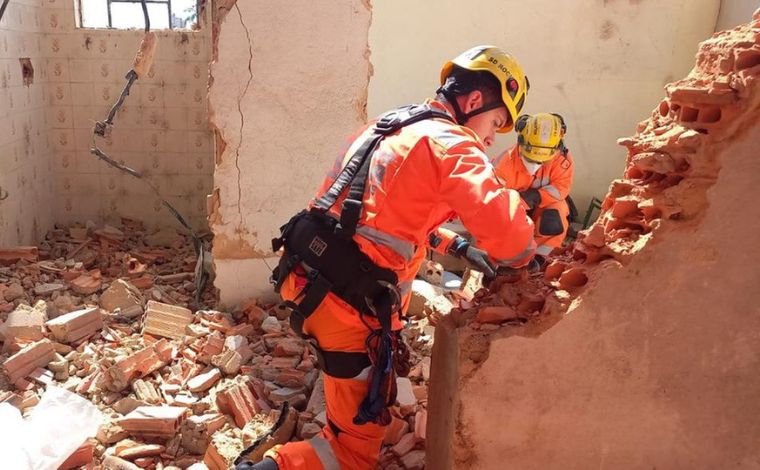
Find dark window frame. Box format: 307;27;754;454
79;0;200;30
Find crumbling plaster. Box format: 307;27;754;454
368;0;722;213
208;0;372;306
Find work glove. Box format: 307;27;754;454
520;188;541;211
449;237;497;279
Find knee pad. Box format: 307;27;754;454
539;209;565;236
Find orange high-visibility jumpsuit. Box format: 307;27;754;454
265;100;535;470
493;145;575;257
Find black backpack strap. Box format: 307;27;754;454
328;105;454;237
313;133;385;213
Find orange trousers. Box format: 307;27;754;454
533;198;570;257
264;272;392;470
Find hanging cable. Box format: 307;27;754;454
0;0;10;23
140;0;150;32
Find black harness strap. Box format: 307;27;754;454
313;133;385;214
314;104;455;238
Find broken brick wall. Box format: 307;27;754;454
368;0;722;213
207;0;372;306
428;12;760;470
45;0;213;231
0;1;56;246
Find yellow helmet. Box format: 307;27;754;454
516;113;567;163
440;45;529;132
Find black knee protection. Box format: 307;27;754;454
539;209;565;236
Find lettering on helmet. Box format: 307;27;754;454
487;56;510;76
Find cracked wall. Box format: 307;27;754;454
0;0;55;246
208;0;372;307
428;12;760;470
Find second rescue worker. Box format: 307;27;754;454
239;46;536;469
494;112;575;269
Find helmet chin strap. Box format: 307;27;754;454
437;87;504;126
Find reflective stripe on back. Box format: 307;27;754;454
308;435;340;470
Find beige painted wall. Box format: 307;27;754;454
0;0;55;246
46;0;213;231
208;0;372;307
368;0;721;214
716;0;759;31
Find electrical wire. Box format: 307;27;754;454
0;0;10;23
139;0;149;32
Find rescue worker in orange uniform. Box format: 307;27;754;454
493;113;575;268
239;46;535;470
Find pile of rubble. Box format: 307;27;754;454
0;220;441;469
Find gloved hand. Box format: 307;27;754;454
520;188;541;211
449;237;497;278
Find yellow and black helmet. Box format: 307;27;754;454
440;45;529;132
516;113;567;163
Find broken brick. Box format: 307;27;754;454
142;300;193;339
273;338;305;357
476;305;519;324
59;438;96;470
0;246;38;266
105;339;173;391
391;432;419;457
180;413;227;454
116;442;165;460
384;415;410;445
118;406;188;438
414;410;427;440
100;279;144;313
187;368;222;392
4;304;46;342
3;339;55;383
132;379;163;404
216;378;261;428
204;433;242;470
45;307;103;343
27;367;55;385
68;271;103;295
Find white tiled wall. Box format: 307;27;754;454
46;0;213;231
0;0;54;246
0;0;212;246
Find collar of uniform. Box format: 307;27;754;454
425;98;485;148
